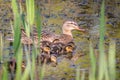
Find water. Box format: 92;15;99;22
0;0;120;79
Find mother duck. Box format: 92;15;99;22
20;20;85;45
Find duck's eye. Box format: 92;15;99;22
68;22;78;26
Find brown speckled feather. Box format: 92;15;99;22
56;34;73;44
19;20;85;45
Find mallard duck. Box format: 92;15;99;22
8;20;85;64
45;21;85;61
20;20;85;45
55;21;85;44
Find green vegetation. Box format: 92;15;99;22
75;1;116;80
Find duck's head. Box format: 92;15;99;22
62;21;85;35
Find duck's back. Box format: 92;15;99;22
57;34;73;44
21;29;58;45
41;30;58;42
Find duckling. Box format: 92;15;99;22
37;53;57;64
40;41;51;54
50;54;57;65
38;40;64;64
38;39;63;64
64;42;76;59
40;53;51;64
50;42;65;56
65;42;76;53
37;41;51;64
39;40;62;64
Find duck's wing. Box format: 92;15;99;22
33;30;59;42
56;34;73;44
21;29;59;44
41;30;58;42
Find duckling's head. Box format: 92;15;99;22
50;42;64;55
62;21;85;35
65;45;74;53
43;46;51;53
65;42;76;53
50;54;57;64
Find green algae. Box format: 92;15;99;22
44;58;75;79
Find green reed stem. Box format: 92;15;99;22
30;49;36;80
76;66;80;80
21;45;31;80
89;41;96;80
98;1;109;80
11;0;21;55
2;66;8;80
39;64;46;80
36;8;42;41
0;33;3;62
25;0;35;37
108;40;116;80
15;45;23;80
81;70;85;80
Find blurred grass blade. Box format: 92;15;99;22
0;33;3;62
98;1;109;80
81;70;85;80
15;45;23;80
21;13;26;29
21;62;31;80
99;0;105;52
89;41;96;80
108;40;116;80
25;23;30;37
26;0;35;37
11;0;19;17
21;45;31;80
40;64;45;80
26;0;35;25
76;66;80;80
11;0;21;54
30;49;36;80
98;1;105;78
36;8;42;42
2;66;8;80
13;21;21;54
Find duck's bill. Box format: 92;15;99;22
77;27;86;32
